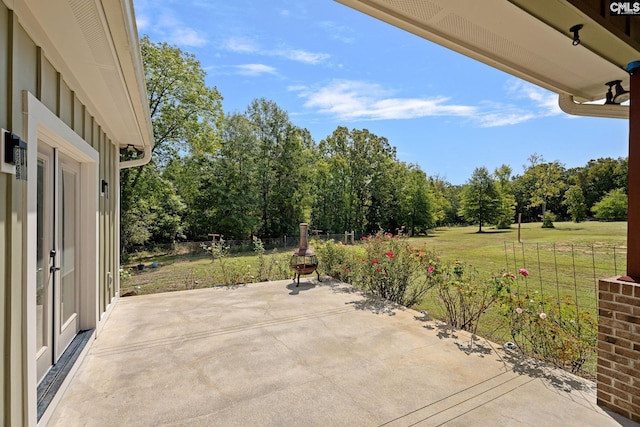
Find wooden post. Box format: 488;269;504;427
624;61;640;280
517;213;521;243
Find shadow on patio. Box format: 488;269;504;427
45;278;637;426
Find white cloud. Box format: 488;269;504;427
292;80;476;121
135;7;207;47
274;49;331;65
169;27;207;47
475;111;537;127
236;64;277;76
506;80;563;116
221;37;330;65
292;79;569;127
223;37;259;53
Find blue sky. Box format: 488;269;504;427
133;0;630;185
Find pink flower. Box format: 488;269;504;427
518;268;529;277
503;273;516;279
385;252;394;258
515;307;523;314
371;259;379;264
428;266;435;273
539;312;547;320
375;268;381;273
345;269;350;274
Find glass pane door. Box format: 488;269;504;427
36;146;81;383
58;158;80;351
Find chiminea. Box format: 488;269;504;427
289;223;321;286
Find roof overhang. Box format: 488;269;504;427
335;0;640;116
9;0;153;152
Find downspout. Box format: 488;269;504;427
119;145;152;169
558;93;628;119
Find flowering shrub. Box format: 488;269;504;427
498;269;596;374
429;260;508;334
350;232;436;307
313;239;356;283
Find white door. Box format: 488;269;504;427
36;144;81;382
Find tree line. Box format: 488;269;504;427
120;37;629;255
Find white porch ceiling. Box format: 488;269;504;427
335;0;640;103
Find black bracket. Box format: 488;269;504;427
570;24;583;46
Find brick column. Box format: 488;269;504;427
597;277;640;422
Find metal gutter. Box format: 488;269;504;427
558;93;628;119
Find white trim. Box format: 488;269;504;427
23;91;99;426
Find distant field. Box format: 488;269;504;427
410;221;627;274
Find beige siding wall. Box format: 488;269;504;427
1;3;120;425
0;4;8;424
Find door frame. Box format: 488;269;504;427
23;92;99;425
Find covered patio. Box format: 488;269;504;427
45;279;635;426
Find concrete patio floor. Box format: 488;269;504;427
45;278;638;426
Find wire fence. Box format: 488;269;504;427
503;241;626;315
139;232;366;258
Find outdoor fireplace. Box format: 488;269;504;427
289;223;321;286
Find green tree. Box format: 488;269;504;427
315;127;396;233
563;185;587;222
247;98;313;237
592;188;627;221
211;114;261;239
121;36;224;252
171;113;262;240
120;166;186;254
494;164;516;229
400;164;435;235
429;176;462;225
521;153;567;221
459;167;501;232
572;157;627;215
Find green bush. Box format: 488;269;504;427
498;269;596;374
592;188;627;221
350;232;436;307
541;211;556;228
313;239;356;283
429;260;507;334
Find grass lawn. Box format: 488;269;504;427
120;250;295;296
411;221;627;274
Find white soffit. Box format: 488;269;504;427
13;0;153;150
335;0;636;102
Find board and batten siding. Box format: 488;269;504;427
1;4;120;425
